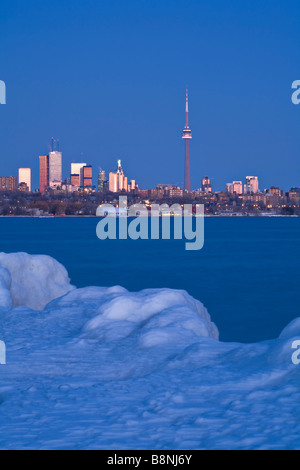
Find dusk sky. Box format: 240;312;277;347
0;0;299;191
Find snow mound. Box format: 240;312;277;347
83;288;219;343
0;252;75;310
42;285;219;379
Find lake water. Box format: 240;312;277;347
0;217;299;343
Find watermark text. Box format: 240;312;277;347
291;340;300;365
291;80;300;105
0;81;6;105
96;197;204;251
0;340;6;365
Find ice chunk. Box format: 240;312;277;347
0;252;75;310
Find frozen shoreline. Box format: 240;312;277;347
0;252;299;449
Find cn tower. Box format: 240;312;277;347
182;88;192;192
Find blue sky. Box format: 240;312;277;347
0;0;299;191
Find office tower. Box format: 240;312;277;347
245;176;259;194
18;168;31;192
97;169;107;192
202;176;212;193
226;181;243;195
70;174;80;187
39;155;49;195
182;88;192;192
0;177;17;191
83;165;93;187
109;172;118;192
71;163;86;187
109;159;128;192
49;151;62;188
129;180;136;191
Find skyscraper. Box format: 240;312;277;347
71;163;86;187
83;165;93;187
49;151;62;188
98;169;107;192
109;160;128;192
70;174;80;187
245;176;259;194
226;181;243;194
18;168;31;192
39;155;49;195
182;88;192;192
202;176;212;193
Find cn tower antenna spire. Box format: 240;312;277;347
185;87;189;127
182;87;192;192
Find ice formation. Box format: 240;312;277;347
0;252;74;310
0;252;299;450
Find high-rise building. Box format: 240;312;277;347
39;155;49;195
97;169;107;192
0;177;17;191
226;181;243;194
266;186;284;197
245;176;259;194
109;160;128;193
129;180;136;192
49;151;62;189
83;165;93;187
71;163;86;187
202;177;212;193
182;88;192;192
70;174;80;187
18;168;31;192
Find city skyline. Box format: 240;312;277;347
0;1;299;193
0;144;268;194
0;141;298;195
0;83;298;194
1;88;299;192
